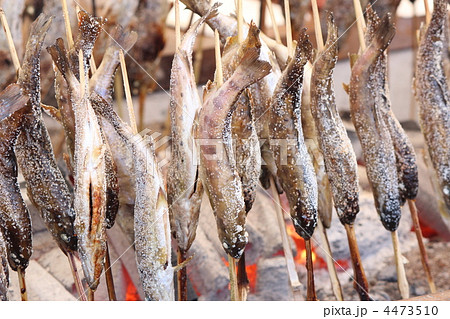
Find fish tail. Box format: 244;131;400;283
371;14;396;53
109;25;138;53
47;38;72;80
293;29;313;65
242;21;261;50
231;48;272;88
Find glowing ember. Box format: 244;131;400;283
122;267;141;301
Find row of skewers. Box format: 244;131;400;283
0;0;448;301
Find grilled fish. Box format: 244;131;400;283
49;40;107;290
310;13;360;225
349;14;400;231
167;6;219;255
15;14;77;254
221;22;261;213
269;31;318;239
365;7;418;204
197;48;271;259
0;84;31;274
414;0;450;212
91;93;173;300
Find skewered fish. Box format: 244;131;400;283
349;14;400;231
15;14;77;254
167;5;219;257
310;13;360;225
414;0;450;212
197;48;271;259
91;93;173;300
49;40;107;290
365;7;418;204
269;31;318;239
0;84;31;274
221;22;261;213
302;61;334;229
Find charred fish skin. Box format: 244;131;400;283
91;94;174;300
269;31;318;240
310;13;360;225
365;7;418;204
15;14;77;254
0;230;8;301
222;23;262;213
415;0;450;210
350;15;401;231
167;5;219;253
0;84;31;272
197;49;271;259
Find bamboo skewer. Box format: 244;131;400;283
177;250;188;301
391;231;410;299
270;181;303;301
0;9;21;72
408;199;436;293
283;0;293;57
114;70;125;119
311;0;324;52
61;0;74;48
88;288;95;301
214;29;223;86
228;255;238;301
423;0;431;25
344;224;371;300
237;0;244;44
266;0;282;44
104;243;117;301
353;0;366;51
236;253;249;301
17;268;27;301
119;50;138;134
68;252;87;301
305;239;317;301
214;28;238;301
317;219;343;301
175;0;181;49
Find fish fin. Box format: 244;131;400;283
342;82;350;95
41;103;62;122
108;25;138;53
0;84;30;122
